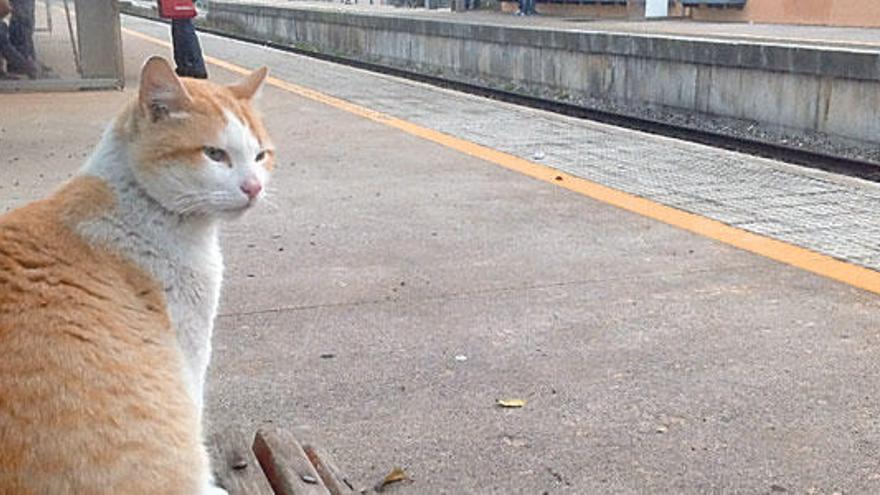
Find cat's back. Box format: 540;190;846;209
0;177;207;494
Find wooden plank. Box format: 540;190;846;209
253;427;330;495
208;429;275;495
303;445;356;495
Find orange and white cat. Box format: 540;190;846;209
0;57;274;494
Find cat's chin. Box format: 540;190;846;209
174;203;253;221
218;203;255;221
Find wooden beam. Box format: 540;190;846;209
209;429;275;495
253;427;330;495
303;444;356;495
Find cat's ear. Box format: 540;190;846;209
138;56;193;122
228;67;269;101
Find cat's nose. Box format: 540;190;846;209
240;178;262;200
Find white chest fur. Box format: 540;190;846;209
77;130;224;415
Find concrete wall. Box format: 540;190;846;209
498;1;688;18
498;0;880;27
75;0;124;81
499;2;628;17
690;0;880;28
207;2;880;144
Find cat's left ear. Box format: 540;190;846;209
139;56;193;122
229;67;269;101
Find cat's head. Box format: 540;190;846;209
126;56;274;220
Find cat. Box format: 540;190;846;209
0;56;274;494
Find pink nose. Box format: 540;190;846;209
240;178;262;200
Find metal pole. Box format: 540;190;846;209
62;0;81;74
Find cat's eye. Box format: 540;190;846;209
255;150;268;162
203;146;229;164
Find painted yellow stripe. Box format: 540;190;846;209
122;27;880;295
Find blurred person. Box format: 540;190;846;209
159;0;207;79
516;0;536;15
0;0;37;79
171;17;207;78
8;0;34;65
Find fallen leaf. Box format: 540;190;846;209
497;399;527;408
502;435;528;448
376;467;411;492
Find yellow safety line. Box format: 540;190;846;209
122;27;880;295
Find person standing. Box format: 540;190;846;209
516;0;536;15
158;0;207;79
171;17;207;79
0;0;37;78
8;0;34;66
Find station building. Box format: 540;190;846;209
501;0;880;28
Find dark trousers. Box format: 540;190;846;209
9;0;35;65
171;19;206;77
0;22;30;72
518;0;535;14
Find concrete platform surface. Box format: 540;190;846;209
2;16;880;494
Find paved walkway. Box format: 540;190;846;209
2;15;879;493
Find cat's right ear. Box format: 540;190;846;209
139;57;193;122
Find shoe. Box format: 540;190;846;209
25;61;40;79
175;66;208;79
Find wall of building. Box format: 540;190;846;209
680;0;880;27
502;0;880;28
500;2;629;17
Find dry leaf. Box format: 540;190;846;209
497;399;527;408
376;467;410;492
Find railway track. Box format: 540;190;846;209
123;10;880;183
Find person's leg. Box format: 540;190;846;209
9;0;35;62
0;21;35;77
171;19;208;79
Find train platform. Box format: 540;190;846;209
3;13;880;493
123;0;880;65
177;0;880;147
223;0;880;51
